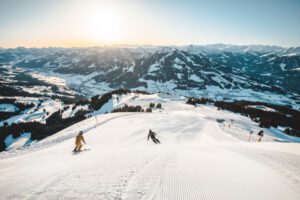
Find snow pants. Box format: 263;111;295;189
73;144;82;152
151;136;160;144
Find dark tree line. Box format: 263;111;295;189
186;97;300;137
0;83;87;105
0;98;35;121
112;104;155;113
90;88;150;111
112;104;143;112
149;102;162;109
0;109;87;152
214;100;300;137
0;84;41;97
186;97;214;105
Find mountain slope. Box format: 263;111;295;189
1;45;299;107
1;95;300;200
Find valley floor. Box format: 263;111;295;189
0;99;300;200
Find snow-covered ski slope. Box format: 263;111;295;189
1;94;300;200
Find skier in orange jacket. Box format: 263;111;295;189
73;131;86;152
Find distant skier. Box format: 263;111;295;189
148;129;160;144
249;130;254;142
257;130;264;142
73;131;86;152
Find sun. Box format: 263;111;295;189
84;5;121;44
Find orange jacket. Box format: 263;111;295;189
75;134;85;146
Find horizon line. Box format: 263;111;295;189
1;42;299;49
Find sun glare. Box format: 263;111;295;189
84;4;121;44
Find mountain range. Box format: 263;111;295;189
0;44;299;107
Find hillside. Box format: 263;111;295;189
1;94;299;200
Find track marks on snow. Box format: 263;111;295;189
121;150;176;200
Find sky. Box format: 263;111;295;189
0;0;300;48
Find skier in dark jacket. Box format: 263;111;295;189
257;130;264;142
148;129;160;144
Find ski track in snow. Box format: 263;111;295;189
0;100;300;200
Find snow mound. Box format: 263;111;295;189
0;104;19;112
4;133;32;150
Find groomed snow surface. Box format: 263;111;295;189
0;94;300;200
